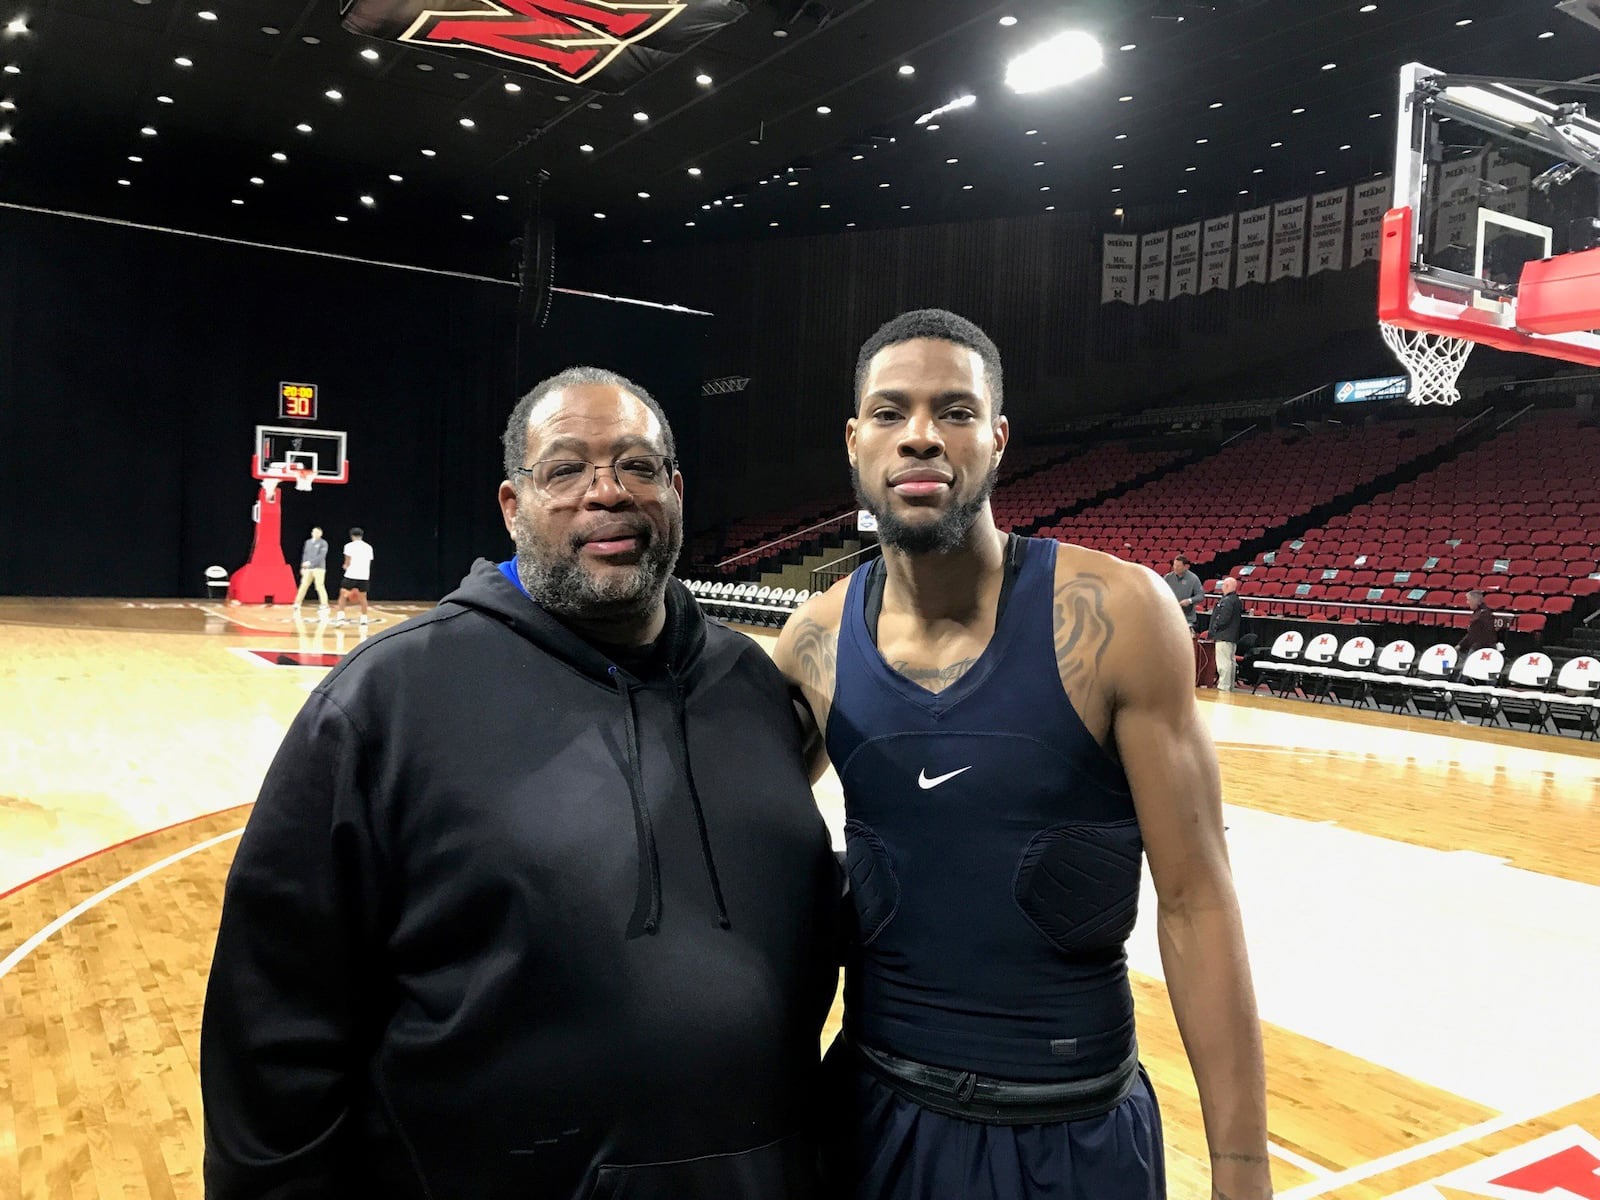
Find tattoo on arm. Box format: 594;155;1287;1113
1053;574;1114;695
788;617;838;698
1210;1153;1268;1165
888;657;980;694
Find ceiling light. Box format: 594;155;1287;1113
1253;167;1265;173
459;117;475;128
685;221;695;227
702;203;711;210
851;153;863;160
900;205;910;210
820;203;831;209
878;182;890;188
128;155;142;163
5;17;25;34
687;166;702;176
1270;141;1283;147
1113;163;1124;170
962;184;973;190
174;57;193;67
421;148;436;156
453;72;468;80
303;36;320;44
1370;111;1382;118
1045;205;1055;211
117;179;130;186
770;221;779;227
3;64;18;74
157;94;173;103
496;193;509;202
1209;102;1223;109
642;239;652;244
362;48;381;62
945;157;958;164
272;151;287;162
1339;143;1351;150
1539;30;1554;37
1118;94;1132;102
713;199;722;205
231;198;243;206
296;122;313;133
1177;188;1188;194
261;25;280;35
250;176;264;185
695;73;712;86
504;81;521;92
0;100;12;111
198;10;217;20
1115;133;1127;140
335;215;349;222
1120;43;1136;51
1455;18;1471;25
1033;160;1044;166
1316;169;1326;175
1321;62;1336;70
0;127;12;142
389;173;401;182
787;180;798;186
325;89;342;101
594;212;606;219
1039;185;1050;191
417;63;432;71
1196;138;1209;144
1005;28;1104;93
916;94;976;125
1240;189;1250;195
773;28;787;36
816;105;831;115
462;213;473;220
360;194;375;207
732;202;743;208
579;143;594;152
1292;107;1306;114
633;110;648;121
637;191;650;198
1026;128;1038;135
898;64;915;76
140;123;156;135
1360;3;1376;10
999;15;1017;26
1112;187;1121;193
1185;165;1196;171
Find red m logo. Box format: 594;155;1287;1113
402;1;686;82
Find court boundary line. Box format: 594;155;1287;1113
0;803;252;902
1269;1142;1333;1179
0;828;245;982
1277;1094;1599;1199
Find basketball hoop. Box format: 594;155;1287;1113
289;464;315;492
1379;322;1474;407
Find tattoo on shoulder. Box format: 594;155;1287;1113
888;657;980;694
1053;573;1114;693
788;617;838;696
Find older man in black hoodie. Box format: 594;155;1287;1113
201;367;840;1200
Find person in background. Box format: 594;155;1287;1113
334;527;374;627
293;525;330;615
1209;576;1244;692
1165;553;1204;630
1456;589;1500;658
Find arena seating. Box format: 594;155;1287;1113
992;443;1186;533
1233;411;1600;634
1044;421;1455;572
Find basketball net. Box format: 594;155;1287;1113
1380;322;1474;406
260;462;316;496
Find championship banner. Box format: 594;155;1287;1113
1169;223;1202;297
1429;150;1484;257
1138;230;1170;305
1201;214;1234;293
1486;152;1532;219
1270;197;1308;280
1235;206;1270;286
1350;176;1391;264
1308;187;1349;275
339;0;749;92
1101;233;1138;304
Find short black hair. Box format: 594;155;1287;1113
854;308;1004;417
350;527;364;539
502;365;677;479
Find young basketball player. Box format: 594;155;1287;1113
333;526;373;626
774;309;1270;1200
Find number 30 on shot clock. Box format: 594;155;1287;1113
279;382;318;421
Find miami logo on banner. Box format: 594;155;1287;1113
339;0;748;91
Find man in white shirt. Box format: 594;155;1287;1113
334;528;375;627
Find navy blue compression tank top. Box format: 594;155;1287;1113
826;536;1142;1082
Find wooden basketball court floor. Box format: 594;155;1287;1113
3;597;1597;1199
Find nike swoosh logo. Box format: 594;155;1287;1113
918;766;973;790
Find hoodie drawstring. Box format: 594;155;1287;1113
673;681;732;931
612;668;662;937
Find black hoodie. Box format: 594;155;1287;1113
202;560;841;1200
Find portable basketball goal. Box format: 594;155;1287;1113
227;426;350;604
1377;62;1600;404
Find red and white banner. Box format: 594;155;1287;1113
339;0;749;92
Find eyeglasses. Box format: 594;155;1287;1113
513;453;675;499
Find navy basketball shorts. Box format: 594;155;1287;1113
818;1039;1166;1200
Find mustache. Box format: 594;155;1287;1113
568;517;652;552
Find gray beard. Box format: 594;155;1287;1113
512;505;682;627
853;464;999;556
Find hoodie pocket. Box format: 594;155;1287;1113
582;1132;817;1200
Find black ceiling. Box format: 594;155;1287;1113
1;0;1591;279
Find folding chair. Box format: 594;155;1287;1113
1493;652;1555;733
1366;640;1417;712
1547;656;1600;740
1405;643;1459;719
1326;636;1378;707
1451;648;1507;726
1254;630;1304;696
